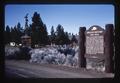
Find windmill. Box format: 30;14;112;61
24;13;29;34
21;13;31;47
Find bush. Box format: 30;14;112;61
18;47;32;60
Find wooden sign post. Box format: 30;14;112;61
79;27;86;68
104;24;114;73
79;24;114;73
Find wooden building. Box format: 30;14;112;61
21;34;31;47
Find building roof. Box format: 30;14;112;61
21;34;31;39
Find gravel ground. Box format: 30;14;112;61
5;60;114;78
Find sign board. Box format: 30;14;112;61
10;42;16;46
85;25;105;59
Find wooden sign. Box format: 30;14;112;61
85;25;105;59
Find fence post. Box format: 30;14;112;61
105;24;114;73
79;27;86;68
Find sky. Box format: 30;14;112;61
5;5;114;35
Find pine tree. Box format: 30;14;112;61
64;32;70;45
32;12;44;26
10;25;20;44
10;26;16;43
43;24;49;45
55;24;66;45
31;12;41;47
13;26;19;44
5;25;11;44
28;24;32;36
31;12;49;47
71;35;78;44
50;26;56;44
24;24;31;36
54;24;71;45
17;22;22;31
16;22;23;44
55;24;62;45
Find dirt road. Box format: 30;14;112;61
5;60;114;78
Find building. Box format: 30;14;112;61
21;34;31;47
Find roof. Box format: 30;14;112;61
21;34;31;39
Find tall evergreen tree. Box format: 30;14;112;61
5;25;11;44
14;26;19;44
32;12;44;26
31;12;49;47
55;24;66;45
16;22;23;44
55;24;62;44
50;26;56;44
42;24;49;45
10;26;16;43
64;32;70;45
10;23;24;45
17;22;22;31
10;25;21;44
31;12;41;47
54;24;71;45
28;24;32;36
24;24;31;36
71;35;78;44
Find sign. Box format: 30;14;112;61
85;25;105;59
10;42;16;46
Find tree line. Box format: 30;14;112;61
4;12;78;47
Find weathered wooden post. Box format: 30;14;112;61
105;24;114;73
79;27;86;68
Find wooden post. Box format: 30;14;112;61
79;27;86;68
105;24;114;73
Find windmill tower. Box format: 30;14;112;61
24;13;29;35
21;14;31;47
